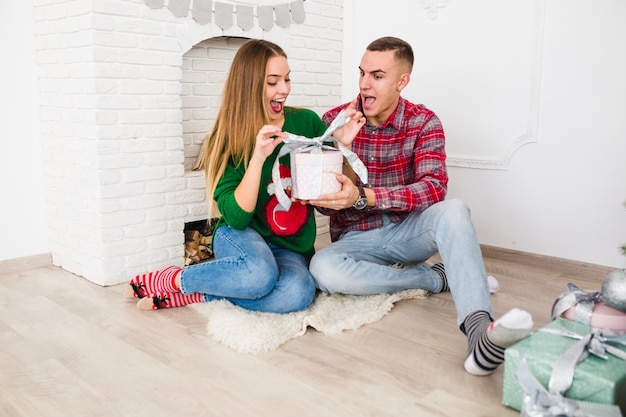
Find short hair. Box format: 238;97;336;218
366;36;414;73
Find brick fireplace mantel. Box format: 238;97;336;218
33;0;343;285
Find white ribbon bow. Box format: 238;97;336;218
270;109;368;211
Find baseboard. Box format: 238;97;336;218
480;244;616;276
0;253;52;274
0;246;617;278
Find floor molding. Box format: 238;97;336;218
480;244;616;275
0;253;52;274
0;246;617;277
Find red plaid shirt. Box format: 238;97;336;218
320;96;448;241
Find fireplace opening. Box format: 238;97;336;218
181;36;249;172
184;218;217;266
179;36;249;266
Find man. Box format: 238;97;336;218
309;36;532;375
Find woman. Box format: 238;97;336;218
123;39;364;312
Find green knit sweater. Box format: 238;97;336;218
212;107;328;259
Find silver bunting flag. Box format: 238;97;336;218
145;0;307;30
167;0;190;18
144;0;164;9
215;2;233;30
290;1;305;24
274;3;291;28
236;5;254;31
257;5;274;31
192;0;212;25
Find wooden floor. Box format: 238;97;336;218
0;234;615;417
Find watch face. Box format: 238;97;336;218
353;197;367;210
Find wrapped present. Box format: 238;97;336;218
553;283;626;333
516;356;622;416
562;301;626;334
290;146;342;200
503;318;626;415
270;109;368;211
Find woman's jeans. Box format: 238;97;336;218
309;199;492;325
179;226;316;313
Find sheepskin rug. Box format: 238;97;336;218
189;289;429;354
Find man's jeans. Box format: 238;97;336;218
309;199;492;325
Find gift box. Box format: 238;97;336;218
503;318;626;414
553;283;626;334
290;147;342;200
562;300;626;333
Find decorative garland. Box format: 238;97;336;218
144;0;306;31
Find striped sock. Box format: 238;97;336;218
431;263;449;292
123;266;182;299
136;291;205;311
430;264;500;294
462;308;533;376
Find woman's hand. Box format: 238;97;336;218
235;125;286;213
251;125;286;164
333;99;366;148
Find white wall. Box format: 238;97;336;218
342;0;626;269
0;0;49;261
2;0;625;269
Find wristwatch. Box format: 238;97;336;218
352;185;368;210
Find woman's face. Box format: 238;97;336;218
265;55;291;124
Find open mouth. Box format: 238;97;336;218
270;98;285;113
362;95;376;109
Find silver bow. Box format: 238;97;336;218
517;357;622;417
516;327;626;417
271;109;368;211
552;283;603;326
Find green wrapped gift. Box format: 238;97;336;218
503;318;626;414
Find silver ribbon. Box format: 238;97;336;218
552;283;603;326
517;357;622;417
271;109;368;211
515;327;626;417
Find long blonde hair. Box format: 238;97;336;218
195;39;287;219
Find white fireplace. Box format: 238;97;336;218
34;0;343;285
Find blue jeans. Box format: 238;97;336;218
179;226;316;313
309;199;492;325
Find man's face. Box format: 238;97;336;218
358;50;408;127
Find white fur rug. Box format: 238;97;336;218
189;289;429;354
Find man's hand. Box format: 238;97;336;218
332;99;365;148
308;173;359;210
